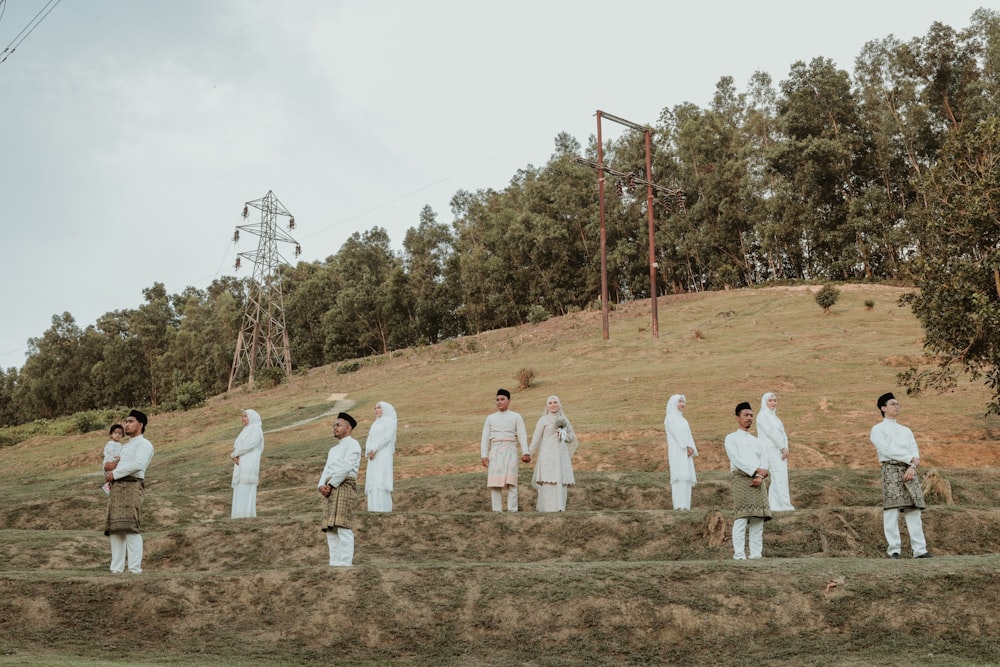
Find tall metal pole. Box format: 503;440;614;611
596;111;610;340
228;190;300;391
645;128;659;338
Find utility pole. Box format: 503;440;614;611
580;110;684;340
228;190;301;391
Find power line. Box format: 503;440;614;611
1;0;63;65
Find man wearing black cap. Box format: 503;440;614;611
480;388;529;512
723;402;771;560
318;412;362;566
103;409;154;574
870;393;931;559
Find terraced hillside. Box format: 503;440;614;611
1;285;998;666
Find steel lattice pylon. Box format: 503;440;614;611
228;190;301;390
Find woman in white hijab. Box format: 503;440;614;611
528;395;578;512
757;392;794;511
364;401;397;512
230;409;264;519
664;394;698;510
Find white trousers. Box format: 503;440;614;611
491;485;518;512
732;517;764;559
367;489;392;512
109;533;144;573
536;483;567;512
671;481;693;510
883;508;927;557
326;528;355;566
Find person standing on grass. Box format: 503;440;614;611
480;388;530;512
104;410;154;574
724;401;771;560
364;401;397;512
664;394;698;510
229;408;264;519
757;392;794;512
528;395;578;512
101;423;125;495
318;412;362;567
870;392;932;559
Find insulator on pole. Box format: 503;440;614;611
233;229;240;243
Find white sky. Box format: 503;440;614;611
0;0;989;370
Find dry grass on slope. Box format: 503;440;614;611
2;285;1000;666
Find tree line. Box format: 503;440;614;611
2;10;999;426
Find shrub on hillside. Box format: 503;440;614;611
336;361;362;375
175;380;206;411
526;305;550;324
516;367;535;390
256;367;287;388
815;284;840;314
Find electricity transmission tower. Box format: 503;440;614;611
228;190;301;391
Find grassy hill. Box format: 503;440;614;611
1;284;999;666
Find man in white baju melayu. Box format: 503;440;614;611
364;401;397;512
870;392;931;559
103;409;154;574
664;394;698;510
724;402;771;560
757;392;794;511
230;408;264;519
318;412;362;566
481;388;530;512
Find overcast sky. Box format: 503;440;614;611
0;0;989;370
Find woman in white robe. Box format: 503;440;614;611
664;394;698;510
230;409;264;518
528;395;578;512
364;401;397;512
757;392;794;511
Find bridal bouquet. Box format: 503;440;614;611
555;418;570;442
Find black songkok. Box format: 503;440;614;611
877;392;895;413
734;401;752;416
496;388;511;399
338;412;357;429
128;409;148;427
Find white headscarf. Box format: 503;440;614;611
664;394;697;454
233;409;264;454
541;395;575;439
542;394;579;456
365;401;398;454
757;392;788;449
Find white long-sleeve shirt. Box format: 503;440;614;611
111;434;154;480
869;419;920;464
318;436;361;488
480;410;528;458
724;429;767;476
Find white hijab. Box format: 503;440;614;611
664;394;696;452
233;408;264;453
541;395;575;437
757;392;788;448
365;401;398;454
